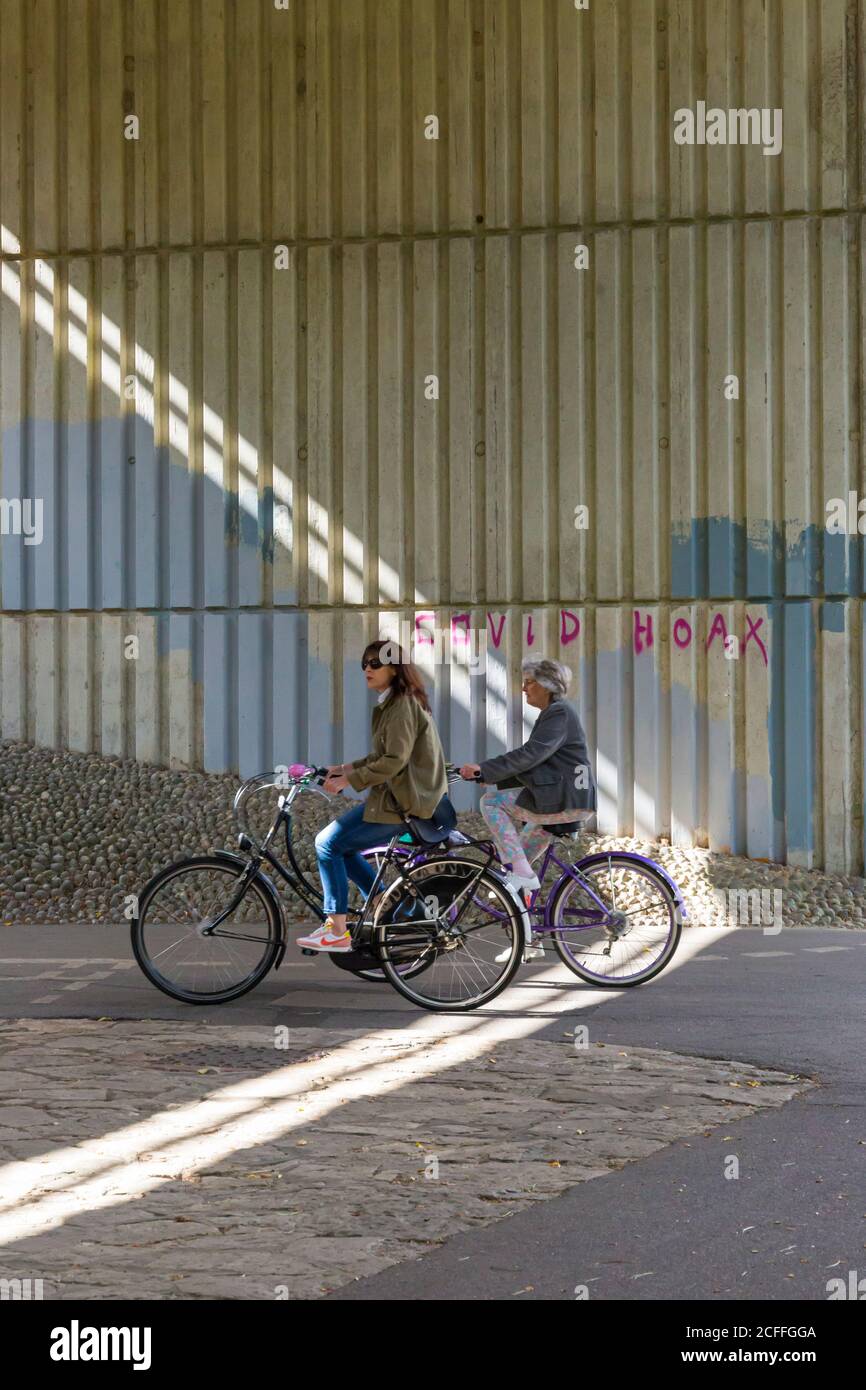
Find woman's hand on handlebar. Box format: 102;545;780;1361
460;763;483;782
324;767;350;794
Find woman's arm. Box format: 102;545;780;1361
479;703;568;783
325;760;366;778
345;703;417;791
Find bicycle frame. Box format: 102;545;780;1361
529;842;627;931
198;774;456;957
432;838;686;934
198;783;376;941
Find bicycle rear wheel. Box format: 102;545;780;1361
132;856;282;1004
375;856;523;1011
549;854;681;986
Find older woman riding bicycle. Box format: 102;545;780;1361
461;656;596;959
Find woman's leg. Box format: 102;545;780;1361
482;791;548;962
480;789;537;879
314;803;368;926
518;822;552;869
314;804;402;929
341;831;396;913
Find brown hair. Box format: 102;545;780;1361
364;638;431;712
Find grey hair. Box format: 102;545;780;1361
522;657;572;697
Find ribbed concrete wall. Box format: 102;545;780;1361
0;0;863;871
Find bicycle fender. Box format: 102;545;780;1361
488;871;534;945
576;852;688;920
211;850;290;966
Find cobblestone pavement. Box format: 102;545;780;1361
0;1016;808;1300
2;740;864;930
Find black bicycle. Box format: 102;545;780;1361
131;764;524;1012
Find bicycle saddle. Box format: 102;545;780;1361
404;794;458;845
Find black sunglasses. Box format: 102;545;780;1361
361;657;384;670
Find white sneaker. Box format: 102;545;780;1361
505;871;541;896
296;920;352;953
495;935;546;964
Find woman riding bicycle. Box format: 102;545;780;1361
297;639;448;953
460;656;596;958
132;648;680;1010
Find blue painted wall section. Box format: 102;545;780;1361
782;603;817;865
0;418;860;864
672;514;865;601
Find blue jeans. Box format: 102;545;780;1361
315;801;401;915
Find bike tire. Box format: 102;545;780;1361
375;857;524;1012
549;854;682;987
131;855;283;1004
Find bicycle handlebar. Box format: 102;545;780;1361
293;762;474;785
446;762;482;782
234;761;477;840
292;763;475;785
285;763;329;784
287;762;479;789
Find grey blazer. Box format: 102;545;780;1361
479;697;597;818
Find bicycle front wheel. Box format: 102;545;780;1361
549;854;681;986
375;856;523;1011
132;856;282;1004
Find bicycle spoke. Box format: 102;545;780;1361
136;862;276;1000
552;857;679;984
378;857;522;1008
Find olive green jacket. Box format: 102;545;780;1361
346;692;447;824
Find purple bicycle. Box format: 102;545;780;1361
489;834;685;986
375;834;685;999
360;767;686;1006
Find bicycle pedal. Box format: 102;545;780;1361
300;947;317;957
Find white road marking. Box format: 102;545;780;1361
0;960;135;989
742;951;794;958
0;958;131;965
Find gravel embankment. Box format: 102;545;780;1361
1;740;864;929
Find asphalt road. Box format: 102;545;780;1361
1;922;864;1301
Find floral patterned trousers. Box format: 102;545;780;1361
479;788;556;878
